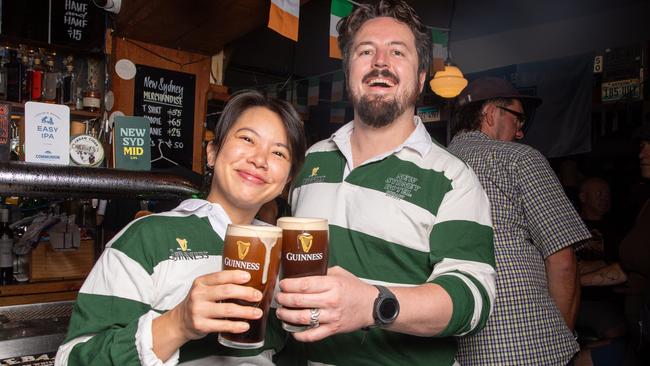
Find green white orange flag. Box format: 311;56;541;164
329;0;353;59
268;0;300;41
431;29;449;73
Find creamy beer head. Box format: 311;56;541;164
277;217;329;332
276;217;329;231
219;224;282;349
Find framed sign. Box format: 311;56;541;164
133;65;196;170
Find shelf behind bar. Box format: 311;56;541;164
4;101;101;120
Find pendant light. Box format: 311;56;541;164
429;0;467;98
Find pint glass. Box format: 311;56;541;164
218;224;282;349
276;217;329;332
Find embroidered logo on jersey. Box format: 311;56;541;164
298;233;313;252
237;240;251;259
168;238;209;261
176;238;188;251
384;173;421;199
303;165;326;184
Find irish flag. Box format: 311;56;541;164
268;0;300;41
329;0;353;59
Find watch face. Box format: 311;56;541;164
379;298;399;321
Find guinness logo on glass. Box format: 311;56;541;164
298;233;313;253
237;240;251;259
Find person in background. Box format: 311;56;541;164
617;122;650;364
274;1;496;365
573;177;627;366
447;76;591;366
55;90;307;365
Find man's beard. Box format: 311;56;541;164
351;70;419;128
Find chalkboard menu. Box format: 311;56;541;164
133;65;196;170
50;0;104;51
1;0;104;52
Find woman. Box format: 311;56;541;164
55;90;306;365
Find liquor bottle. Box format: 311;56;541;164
83;79;101;112
0;48;7;100
31;55;44;102
43;55;60;103
0;207;14;285
21;53;32;102
61;58;77;107
5;49;24;102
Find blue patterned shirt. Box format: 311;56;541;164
448;130;590;366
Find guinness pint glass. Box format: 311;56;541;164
218;224;282;349
276;217;329;332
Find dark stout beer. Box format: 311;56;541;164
277;217;329;332
218;224;282;349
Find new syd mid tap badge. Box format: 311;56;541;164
297;233;313;253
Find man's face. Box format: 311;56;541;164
347;17;425;128
640;140;650;179
489;100;525;142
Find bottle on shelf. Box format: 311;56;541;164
31;53;44;102
5;48;24;102
43;53;61;103
61;56;77;107
0;48;7;100
0;207;15;285
21;52;32;103
83;78;101;112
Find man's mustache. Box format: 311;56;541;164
362;69;399;84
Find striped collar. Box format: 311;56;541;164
172;199;265;239
330;116;432;169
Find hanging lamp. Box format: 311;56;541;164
429;62;467;98
429;0;466;98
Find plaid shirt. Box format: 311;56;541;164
448;131;590;366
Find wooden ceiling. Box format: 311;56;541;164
114;0;311;56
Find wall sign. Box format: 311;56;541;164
133;65;195;170
601;79;641;102
1;0;104;52
50;0;105;51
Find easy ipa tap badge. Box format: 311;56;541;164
218;224;282;349
276;217;329;332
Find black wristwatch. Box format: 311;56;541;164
365;285;400;329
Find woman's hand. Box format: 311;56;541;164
153;270;263;361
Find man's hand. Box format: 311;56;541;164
275;266;377;342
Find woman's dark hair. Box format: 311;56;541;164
337;0;432;77
212;89;306;180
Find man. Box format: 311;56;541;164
447;76;591;366
274;1;496;365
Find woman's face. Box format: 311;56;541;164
207;106;292;218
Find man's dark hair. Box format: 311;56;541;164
213;89;307;180
337;0;432;77
451;98;515;136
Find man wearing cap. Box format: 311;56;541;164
448;77;591;366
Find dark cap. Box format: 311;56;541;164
635;122;650;141
457;76;542;108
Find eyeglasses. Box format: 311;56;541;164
496;106;527;126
